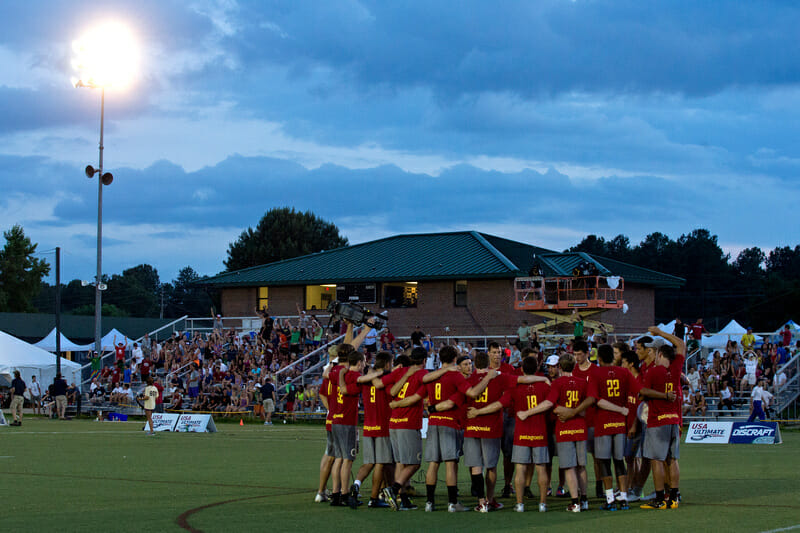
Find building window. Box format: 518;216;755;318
383;282;418;308
258;287;269;310
306;284;336;311
455;280;467;307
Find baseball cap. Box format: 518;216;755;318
546;355;560;366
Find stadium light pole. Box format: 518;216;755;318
72;23;138;357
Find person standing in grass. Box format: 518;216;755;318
141;376;159;435
10;370;26;426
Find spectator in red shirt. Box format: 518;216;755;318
781;324;793;347
688;318;707;353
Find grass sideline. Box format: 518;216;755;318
1;418;798;532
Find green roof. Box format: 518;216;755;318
0;313;178;344
202;231;684;289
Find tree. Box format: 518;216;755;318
0;225;51;312
165;266;213;317
225;207;349;271
105;264;161;317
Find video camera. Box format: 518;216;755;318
327;300;388;330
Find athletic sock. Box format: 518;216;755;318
605;489;615;504
669;488;679;502
392;482;402;495
619;491;627;501
580;495;588;503
655;490;665;502
331;492;341;505
471;473;485;499
426;484;436;503
354;480;361;490
571;497;579;505
447;485;458;505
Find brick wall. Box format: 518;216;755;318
220;280;656;338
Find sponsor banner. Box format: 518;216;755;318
147;413;179;432
174;414;218;433
729;422;782;444
685;421;732;444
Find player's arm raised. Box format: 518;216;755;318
648;325;686;355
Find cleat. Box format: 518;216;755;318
600;502;617;511
640;500;667;510
524;488;535;499
475;503;489;513
382;487;398;511
556;486;568;498
514;503;525;513
314;492;329;503
566;503;581;513
448;502;469;512
642;491;656;501
425;502;435;512
367;498;390;508
398;502;418;511
489;500;504;511
618;499;630;510
677;491;682;503
348;484;360;510
627;491;640;503
539;503;547;513
546;487;553;497
581;500;589;511
667;500;679;509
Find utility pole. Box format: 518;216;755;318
55;247;62;374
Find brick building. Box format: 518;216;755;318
201;231;683;337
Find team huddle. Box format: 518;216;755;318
316;323;685;514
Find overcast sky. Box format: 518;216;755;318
2;1;799;284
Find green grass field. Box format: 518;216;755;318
1;417;798;532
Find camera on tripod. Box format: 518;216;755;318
327;300;388;329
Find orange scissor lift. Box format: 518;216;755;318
514;275;625;333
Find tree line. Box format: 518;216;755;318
569;229;800;330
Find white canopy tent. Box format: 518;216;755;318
703;320;748;350
99;328;133;351
33;328;93;353
0;330;82;388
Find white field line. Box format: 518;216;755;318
761;525;800;533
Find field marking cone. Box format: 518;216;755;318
239;419;244;426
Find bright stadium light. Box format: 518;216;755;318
72;21;138;360
71;21;139;89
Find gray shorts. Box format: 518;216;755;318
643;424;680;462
511;445;550;465
332;424;359;461
556;440;587;469
425;425;460;463
594;433;625;461
363;435;394;465
390;428;422;465
463;437;501;469
625;423;645;458
502;414;516;456
325;430;335;457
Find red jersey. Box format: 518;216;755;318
421;371;470;429
464;372;516;439
321;377;333;432
140;359;151;377
154;381;164;404
327;366;344;419
546;375;588;443
382;367;427;430
589;366;638;436
361;380;391;437
572;362;598;428
333;369;360;426
643;365;680;428
115;345;125;361
782;329;792;347
670;353;686;425
110;367;121;384
499;381;550;447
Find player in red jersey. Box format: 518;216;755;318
468;356;551;513
350;351;395;508
380;347;429;511
619;349;643;501
590;344;638;510
486;341;520;500
391;346;474;512
640;326;684;510
334;347;365;508
315;353;339;503
571;339;604;502
519;353;595;513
